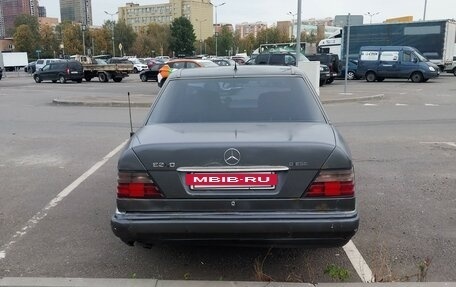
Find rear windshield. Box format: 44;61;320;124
147;77;325;124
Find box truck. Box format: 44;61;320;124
0;52;28;71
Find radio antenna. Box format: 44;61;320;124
127;92;134;137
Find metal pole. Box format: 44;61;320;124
112;22;115;57
215;6;218;56
82;29;86;55
344;13;351;94
423;0;428;20
295;0;302;63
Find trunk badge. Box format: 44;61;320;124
224;148;241;166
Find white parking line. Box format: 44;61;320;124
425;104;440;107
363;103;378;106
420;142;456;148
395;103;408;106
0;139;128;260
343;240;374;282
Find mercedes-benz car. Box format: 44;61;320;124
112;65;358;247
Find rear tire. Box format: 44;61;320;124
85;76;92;82
76;79;82;83
133;67;139;73
52;80;57;83
326;77;334;84
98;72;108;82
411;72;423;83
59;75;66;84
140;74;147;82
113;77;122;82
365;72;377;82
453;68;456;77
347;71;355;80
34;75;42;83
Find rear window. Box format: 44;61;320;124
147;77;325;124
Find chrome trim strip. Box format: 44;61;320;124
177;166;289;172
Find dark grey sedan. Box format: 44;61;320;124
112;65;358;247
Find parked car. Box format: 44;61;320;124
0;66;3;80
157;59;219;87
212;58;236;66
129;58;148;73
33;60;84;83
111;65;358;247
339;59;359;80
139;62;165;82
35;58;62;71
252;52;331;86
24;61;37;73
146;58;164;69
306;53;340;83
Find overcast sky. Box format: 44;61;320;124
40;0;456;26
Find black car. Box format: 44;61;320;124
112;65;358;248
306;53;340;84
33;60;84;83
24;61;36;73
0;66;3;80
139;63;165;82
253;52;331;86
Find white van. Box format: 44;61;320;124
35;58;62;71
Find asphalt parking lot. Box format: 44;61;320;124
0;71;455;285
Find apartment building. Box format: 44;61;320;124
118;0;213;40
59;0;92;25
0;0;38;38
235;22;268;39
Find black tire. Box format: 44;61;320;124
326;77;334;84
113;77;122;82
140;74;148;82
377;77;385;82
158;78;166;88
52;80;57;83
133;67;138;73
411;72;423;83
76;79;82;83
98;72;108;82
34;75;42;83
453;68;456;77
365;72;377;82
59;75;66;84
347;71;355;80
85;76;92;82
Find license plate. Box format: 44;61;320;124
71;71;78;74
186;172;277;190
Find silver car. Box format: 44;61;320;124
112;65;358;247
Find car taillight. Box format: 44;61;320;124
66;68;70;75
117;172;163;198
306;169;354;197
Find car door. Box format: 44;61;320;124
377;51;400;78
399;50;420;77
39;64;53;80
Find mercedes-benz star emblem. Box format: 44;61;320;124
224;148;241;166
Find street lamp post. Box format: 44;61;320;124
211;1;226;56
365;12;380;24
104;11;119;57
196;18;207;55
423;0;428;20
287;11;297;40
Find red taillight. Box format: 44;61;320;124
117;172;163;198
306;169;355;197
66;68;70;75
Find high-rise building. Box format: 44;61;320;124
0;0;38;38
118;0;213;40
38;6;46;17
59;0;92;25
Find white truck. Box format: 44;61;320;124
0;52;28;71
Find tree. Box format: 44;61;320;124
62;22;83;55
170;17;196;56
91;24;112;55
146;23;170;57
13;25;36;55
14;14;39;40
217;26;234;56
114;20;137;56
39;25;59;58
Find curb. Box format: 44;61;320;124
0;278;455;287
52;94;385;108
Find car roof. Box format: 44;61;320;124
168;65;302;80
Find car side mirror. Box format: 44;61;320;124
412;58;418;63
39;68;43;71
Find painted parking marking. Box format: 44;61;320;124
420;142;456;148
363;103;378;106
0;139;129;260
395;103;408;106
425;103;440;107
343;240;374;282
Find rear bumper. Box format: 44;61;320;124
111;211;359;247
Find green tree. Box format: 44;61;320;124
170;17;196;56
146;23;171;57
115;20;137;56
62;22;83;55
217;26;234;56
13;25;36;55
14;14;39;40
